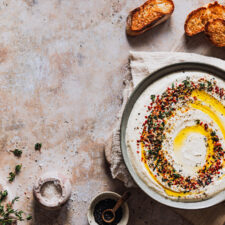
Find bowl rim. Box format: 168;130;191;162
87;191;129;225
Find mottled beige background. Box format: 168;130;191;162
0;0;224;225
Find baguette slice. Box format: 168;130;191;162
185;1;225;36
205;19;225;47
184;7;208;36
126;0;174;36
208;1;225;20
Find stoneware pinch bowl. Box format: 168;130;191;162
87;191;129;225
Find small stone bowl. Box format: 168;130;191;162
33;172;72;210
87;191;129;225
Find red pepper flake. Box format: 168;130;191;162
138;78;225;191
173;97;177;103
220;89;224;98
137;151;139;154
215;86;219;94
215;143;221;147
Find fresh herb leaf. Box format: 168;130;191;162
199;83;205;90
0;195;32;224
173;173;181;179
8;172;15;182
35;143;42;151
150;95;155;102
12;197;19;205
26;215;32;220
207;81;212;87
15;165;22;174
0;190;8;202
8;165;22;182
12;149;22;157
195;119;200;125
182;79;190;87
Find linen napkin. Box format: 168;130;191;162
104;51;225;225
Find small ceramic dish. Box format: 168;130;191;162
87;191;129;225
33;172;72;210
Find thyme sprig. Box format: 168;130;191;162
11;149;22;158
34;143;42;151
8;165;22;182
0;192;32;224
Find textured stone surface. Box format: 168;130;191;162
0;0;224;224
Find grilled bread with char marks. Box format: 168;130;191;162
205;18;225;47
185;1;225;36
126;0;174;36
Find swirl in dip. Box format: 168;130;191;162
126;72;225;201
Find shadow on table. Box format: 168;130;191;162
175;201;225;225
103;147;129;194
126;22;225;61
125;19;172;48
33;200;69;225
183;34;225;60
103;150;192;225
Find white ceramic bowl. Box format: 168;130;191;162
87;191;129;225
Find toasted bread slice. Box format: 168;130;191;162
184;7;208;37
208;1;225;21
205;19;225;47
185;1;225;36
126;0;174;36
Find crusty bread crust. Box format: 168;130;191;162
126;0;174;36
208;1;225;19
207;1;225;28
184;7;207;36
184;1;225;36
205;19;225;47
184;7;208;36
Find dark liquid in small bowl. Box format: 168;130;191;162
94;198;123;225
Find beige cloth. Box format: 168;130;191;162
105;51;225;225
